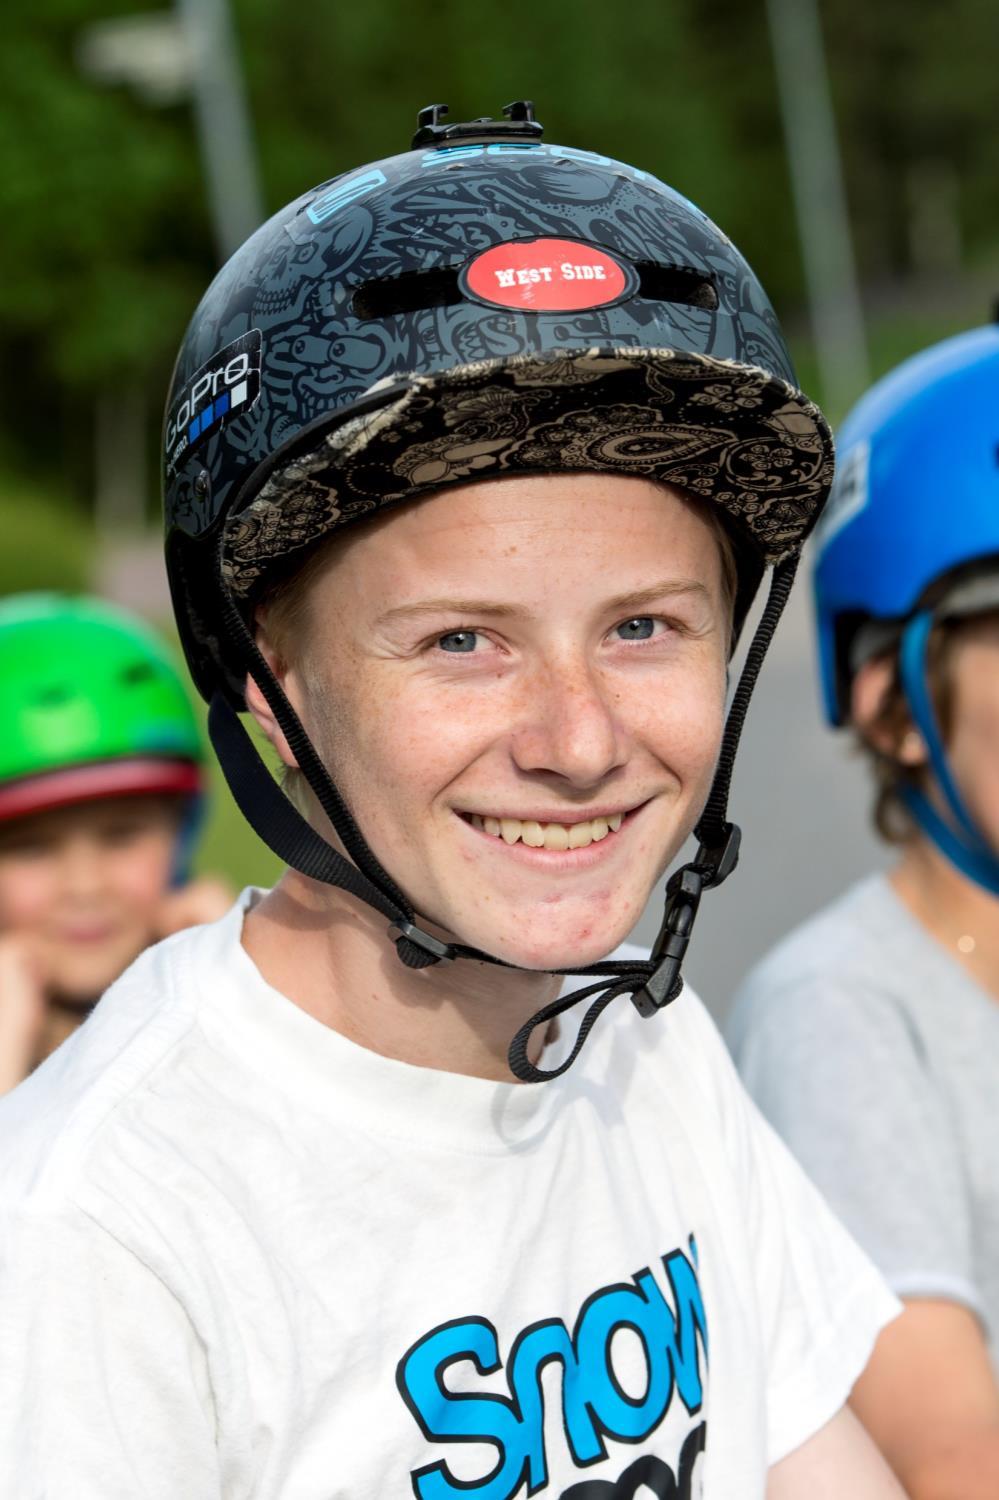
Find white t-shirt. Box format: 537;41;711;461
0;892;898;1500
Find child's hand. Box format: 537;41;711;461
154;878;234;939
0;935;47;1095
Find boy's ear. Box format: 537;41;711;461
851;655;927;767
243;622;300;771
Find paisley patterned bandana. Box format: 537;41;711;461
222;346;833;598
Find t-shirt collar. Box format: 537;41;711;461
192;890;570;1154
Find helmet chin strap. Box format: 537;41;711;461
210;554;798;1082
897;611;999;897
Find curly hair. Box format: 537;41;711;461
855;610;999;843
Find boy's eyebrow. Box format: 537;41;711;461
376;598;521;625
375;580;713;626
602;579;714;613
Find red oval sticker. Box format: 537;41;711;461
460;238;634;314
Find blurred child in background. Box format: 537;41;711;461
0;593;231;1092
728;325;999;1498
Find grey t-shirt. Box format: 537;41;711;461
727;873;999;1352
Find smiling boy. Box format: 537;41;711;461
244;472;734;1067
0;106;904;1498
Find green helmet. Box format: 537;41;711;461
0;593;203;822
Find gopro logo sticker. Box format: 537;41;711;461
165;329;262;478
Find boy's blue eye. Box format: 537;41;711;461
438;631;478;653
616;617;656;641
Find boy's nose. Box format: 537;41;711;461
509;655;627;789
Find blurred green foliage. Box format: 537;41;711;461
0;485;95;595
3;0;999;496
1;0;998;890
190;697;284;890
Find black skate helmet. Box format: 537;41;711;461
164;103;834;1080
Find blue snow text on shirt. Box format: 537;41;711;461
396;1237;708;1500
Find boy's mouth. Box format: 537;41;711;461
462;810;626;851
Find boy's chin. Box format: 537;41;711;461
456;914;643;974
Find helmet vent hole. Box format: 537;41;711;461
352;266;464;321
33;685;73;709
635;263;718;310
121;661;157;687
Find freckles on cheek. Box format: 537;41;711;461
370;679;496;780
338;683;458;842
642;681;725;785
371;689;446;779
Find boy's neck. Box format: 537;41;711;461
240;870;562;1082
890;838;999;1001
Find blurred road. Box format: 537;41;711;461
632;564;889;1025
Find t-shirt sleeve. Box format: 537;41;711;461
727;969;985;1325
0;1202;221;1499
677;992;901;1465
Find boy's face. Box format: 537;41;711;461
265;474;731;970
0;795;181;1002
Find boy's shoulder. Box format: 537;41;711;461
0;902;245;1216
0;920;736;1222
733;873;903;1006
726;872;938;1069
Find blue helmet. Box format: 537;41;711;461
813;322;999;893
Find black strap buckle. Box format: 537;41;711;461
695;821;741;889
630;823;741;1019
632;865;704;1018
389;920;455;964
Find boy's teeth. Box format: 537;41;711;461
471;812;627;849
